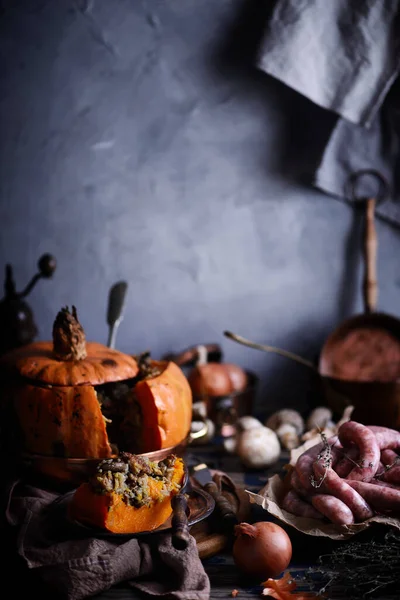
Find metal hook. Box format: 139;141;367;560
346;169;389;205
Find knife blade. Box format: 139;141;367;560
191;463;238;531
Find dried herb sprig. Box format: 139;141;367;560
296;529;400;599
310;432;333;489
375;455;400;479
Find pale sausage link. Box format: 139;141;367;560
367;426;400;450
376;449;400;483
371;479;399;489
311;494;355;525
347;480;400;513
295;435;339;493
334;446;360;478
338;421;380;482
282;489;324;520
290;469;311;497
313;457;374;522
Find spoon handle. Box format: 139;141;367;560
106;281;128;348
171;493;190;550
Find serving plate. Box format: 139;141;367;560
54;486;215;539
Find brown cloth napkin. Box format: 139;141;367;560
4;479;210;600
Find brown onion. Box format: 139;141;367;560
232;521;292;580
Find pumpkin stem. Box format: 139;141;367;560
135;350;163;379
52;306;87;361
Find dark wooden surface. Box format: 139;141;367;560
95;439;400;599
3;437;400;599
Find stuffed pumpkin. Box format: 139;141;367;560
0;306;192;458
68;452;185;533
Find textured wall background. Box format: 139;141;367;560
2;0;400;416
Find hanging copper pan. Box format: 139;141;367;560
225;170;400;429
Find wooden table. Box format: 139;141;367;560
97;439;400;599
4;438;400;599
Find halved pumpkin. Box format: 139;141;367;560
68;453;185;533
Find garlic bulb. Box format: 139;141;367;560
265;409;304;436
275;423;299;450
236;415;264;432
224;416;263;455
236;426;281;469
306;406;333;432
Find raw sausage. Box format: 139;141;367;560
311;494;355;525
376;449;400;483
334;446;359;478
290;469;312;497
338;421;380;482
282;489;324;520
295;435;339;493
347;480;400;513
367;426;400;450
313;456;374;521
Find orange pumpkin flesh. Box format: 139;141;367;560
0;307;192;459
135;360;193;453
68;454;185;533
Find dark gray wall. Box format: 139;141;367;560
2;0;400;416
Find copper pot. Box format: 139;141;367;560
224;169;400;430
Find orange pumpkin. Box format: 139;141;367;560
186;345;248;401
0;306;192;458
68;453;185;533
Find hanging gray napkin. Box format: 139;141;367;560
5;480;210;600
257;0;400;226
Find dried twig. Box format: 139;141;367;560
297;530;400;599
375;456;400;479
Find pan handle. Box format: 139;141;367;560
364;197;377;314
347;169;389;314
223;331;317;371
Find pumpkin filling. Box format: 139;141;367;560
96;380;143;454
89;452;182;507
95;353;166;455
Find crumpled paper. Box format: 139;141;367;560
247;434;400;540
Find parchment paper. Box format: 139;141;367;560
247;433;400;540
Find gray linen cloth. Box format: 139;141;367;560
5;480;210;600
257;0;400;226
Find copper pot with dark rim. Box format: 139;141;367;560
225;171;400;430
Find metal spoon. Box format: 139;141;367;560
106;281;128;348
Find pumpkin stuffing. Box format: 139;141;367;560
0;306;192;459
68;452;185;533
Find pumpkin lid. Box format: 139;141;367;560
0;306;139;386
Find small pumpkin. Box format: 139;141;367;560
0;306;192;458
186;345;248;400
68;452;185;533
